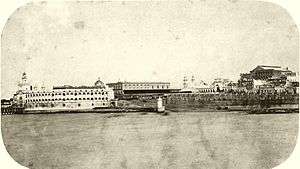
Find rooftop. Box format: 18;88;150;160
107;81;170;85
53;85;106;90
252;65;292;72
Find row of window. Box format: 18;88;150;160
124;83;169;86
31;89;106;93
26;97;109;102
28;102;107;108
123;85;169;89
26;91;109;97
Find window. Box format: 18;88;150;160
78;104;81;107
62;104;65;107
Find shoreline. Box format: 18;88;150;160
2;107;298;115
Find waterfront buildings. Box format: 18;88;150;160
250;65;294;80
179;65;298;95
238;65;298;94
107;81;171;97
13;73;115;110
180;76;215;93
1;99;12;108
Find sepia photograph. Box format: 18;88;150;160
1;0;299;169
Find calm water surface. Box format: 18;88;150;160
1;112;298;169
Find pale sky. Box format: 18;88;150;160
1;0;299;98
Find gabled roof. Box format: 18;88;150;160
251;65;283;72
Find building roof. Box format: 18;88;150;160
107;81;170;85
53;85;106;90
252;65;291;72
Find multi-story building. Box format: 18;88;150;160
13;73;115;110
238;73;254;90
249;65;292;80
107;81;171;97
238;65;297;90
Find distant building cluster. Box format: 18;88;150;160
180;65;299;95
238;65;298;94
1;65;299;110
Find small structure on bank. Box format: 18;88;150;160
157;97;165;112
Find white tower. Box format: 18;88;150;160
183;76;188;89
191;75;195;87
18;72;31;91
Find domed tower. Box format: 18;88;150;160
183;76;188;89
18;72;31;91
94;77;106;89
191;75;195;87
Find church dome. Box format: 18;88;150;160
94;77;106;88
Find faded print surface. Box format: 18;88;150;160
1;0;298;98
2;112;298;169
1;1;299;169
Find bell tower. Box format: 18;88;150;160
18;72;31;91
183;76;188;88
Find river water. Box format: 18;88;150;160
1;112;298;169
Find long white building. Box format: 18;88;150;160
13;73;115;110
